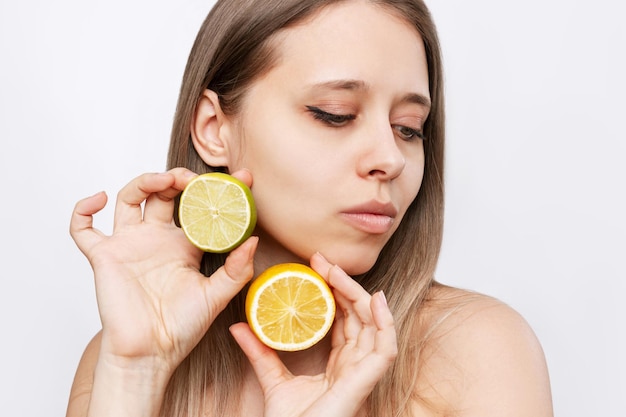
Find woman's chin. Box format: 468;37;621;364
328;257;378;277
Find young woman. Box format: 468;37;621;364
67;0;553;416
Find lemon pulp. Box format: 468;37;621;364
246;263;336;351
179;172;256;253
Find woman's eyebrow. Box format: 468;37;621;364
309;79;368;91
402;92;431;108
307;79;431;108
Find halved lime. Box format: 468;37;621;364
179;172;256;253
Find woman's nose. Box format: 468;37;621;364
357;125;406;181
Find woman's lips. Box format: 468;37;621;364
340;201;398;234
340;212;395;234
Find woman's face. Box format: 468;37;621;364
226;1;431;274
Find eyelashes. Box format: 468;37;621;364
306;106;356;126
306;105;425;141
393;125;426;141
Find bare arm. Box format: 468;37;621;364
66;332;101;417
66;330;174;417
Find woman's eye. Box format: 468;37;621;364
393;125;425;141
307;106;356;126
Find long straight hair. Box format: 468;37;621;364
164;0;445;415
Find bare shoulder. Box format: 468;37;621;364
66;331;102;417
411;284;553;417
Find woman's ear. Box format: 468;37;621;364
190;89;232;167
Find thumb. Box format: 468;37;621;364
230;322;291;392
202;236;258;318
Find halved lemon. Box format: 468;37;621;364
245;263;336;351
179;172;256;253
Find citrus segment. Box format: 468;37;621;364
179;172;256;253
245;263;336;351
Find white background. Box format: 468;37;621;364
1;0;624;415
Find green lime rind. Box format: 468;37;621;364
179;172;257;253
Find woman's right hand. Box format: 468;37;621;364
70;168;257;378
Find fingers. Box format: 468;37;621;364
330;304;347;348
229;322;290;392
336;291;396;399
230;168;253;188
70;168;198;256
202;236;258;317
331;272;380;353
113;168;251;230
112;168;252;231
312;254;375;337
311;252;396;360
371;291;397;360
114;168;197;229
142;168;198;223
309;251;333;281
330;274;397;401
70;191;108;257
114;171;172;229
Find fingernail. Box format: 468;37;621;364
245;236;259;257
314;252;328;262
379;291;388;307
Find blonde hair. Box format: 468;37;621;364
164;0;445;415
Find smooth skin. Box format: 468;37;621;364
68;169;258;416
69;168;397;417
190;3;429;276
67;1;552;416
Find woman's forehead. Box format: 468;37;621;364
260;1;430;98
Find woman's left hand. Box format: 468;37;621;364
229;252;397;417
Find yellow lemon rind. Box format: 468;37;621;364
245;264;336;352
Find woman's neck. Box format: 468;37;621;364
251;229;309;277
